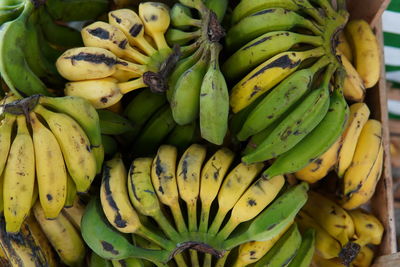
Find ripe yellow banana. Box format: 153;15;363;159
65;173;77;208
3;115;35;233
295;137;341;183
199;148;235;232
62;198;86;231
0;174;3;214
30;112;67;219
343;119;382;198
312;255;347;267
339;53;366;102
34;104;97;193
336;103;370;177
348;209;384;246
353;245;374;267
0;113;15;177
33;202;86;266
345;20;380;88
337;32;352;62
230;47;325;113
208;162;264;234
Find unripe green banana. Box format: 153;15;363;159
98;109;134;135
199;43;229;145
171;48;210;125
165;122;198;151
225;8;322;51
45;0;109;22
166;28;202;46
204;0;228;22
90;252;113;267
102;134;119;156
287;228;315;267
170;3;201;29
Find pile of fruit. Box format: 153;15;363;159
0;0;389;266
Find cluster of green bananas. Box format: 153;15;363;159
80;144;310;266
56;3;182;109
226;0;355;178
165;0;229;145
296;191;383;267
0;0;109;97
0;198;87;266
0;93;102;233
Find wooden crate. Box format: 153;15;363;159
346;0;398;261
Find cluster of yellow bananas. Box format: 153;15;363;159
56;2;177;109
0;198;86;266
0;94;102;233
296;191;383;267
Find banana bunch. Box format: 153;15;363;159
57;3;182;109
81;144;310;266
0;93;102;233
0;0;24;26
166;0;229;145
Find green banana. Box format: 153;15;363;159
90;252;113;267
98;110;134;135
223;182;308;249
133;105;176;156
45;0;109;21
254;223;302;267
35;22;63;63
165;122;198;151
112;258;145;267
199;42;229;145
0;2;50;97
237;56;329;141
166;28;202;46
81;198;170;263
242;64;335;163
0;1;24;26
223;31;323;81
287;229;315;267
242;119;282;155
38;95;104;174
102;134;119;156
204;0;228;22
171;47;210;125
225;8;322;51
170;3;201;29
262;81;349;178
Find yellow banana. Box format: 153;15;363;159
208;162;264;234
312;255;347;267
301;191;354;247
348;209;384;246
336;103;370;177
345;20;381;88
295;137;341;184
343;119;382;198
232;222;293;267
339;53;366;102
0;113;15;177
30;112;67;219
337;32;352;62
65;173;77;207
353;245;374;267
3;115;35;233
62;198;86;231
230;47;325;113
112;69;141;82
33;202;86;266
34;104;97;193
0;174;3;213
199;148;235;232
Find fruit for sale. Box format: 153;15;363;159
352;246;374;267
98;109;134;135
337;32;353;62
287;228;316;267
339;53;366;102
348;209;384;247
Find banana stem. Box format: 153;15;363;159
117;60;147;75
174;254;188;267
308;56;330;74
169;202;188;233
215;219;237;241
311;0;337;18
136;36;158;56
118;77;147;95
125;47;150;65
207;209;227;235
321;63;338;88
136;226;176;251
298;0;326;26
215;251;230;267
190;250;200;267
187;201;197;232
303;35;324;47
199;205;210;233
152;212;182;243
153;33;171;51
203;254;212;267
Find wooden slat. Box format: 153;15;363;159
373;252;400;266
346;0;391;28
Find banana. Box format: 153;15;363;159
217;175;285;240
90;252;113;267
33;202;86;266
352;245;374;267
166;28;202;46
337;103;370;177
230;47;325;113
82;21;149;64
204;0;228;21
345;20;380;88
112;258;145;267
139;2;171;51
38;95;103;174
151;145;187;233
133;105;176;156
108;9;157;56
165;122;197;151
30;112;67;219
230;94;265;136
198;148;235;233
0;1;50;97
171;47;210;125
56;47;147;81
312;255;347;267
98;109;134;135
102;134;119;156
0;113;15;177
232;222;293;267
339;53;366;102
223;31;323;81
226;8;322;51
342;119;382;197
170;3;201;29
3;115;35;233
237;56;330;141
45;0;109;21
337;32;352;62
62;198;86;230
302;191;355;247
128;157;181;242
288;228;315;267
296;211;342;259
200;43;229;145
34;105;97;193
242;64;335;163
0;174;3;213
262;86;349;179
295;137;341;183
342;142;384;210
349;209;384;247
0;2;24;26
254;223;302;267
208;162;264;235
112;69;141;82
